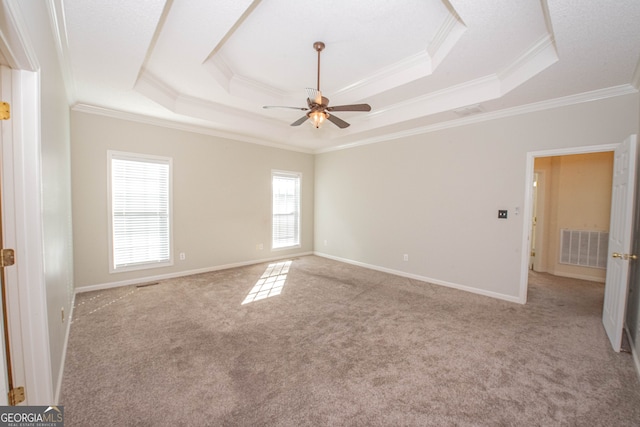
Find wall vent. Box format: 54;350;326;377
559;229;608;269
453;104;483;117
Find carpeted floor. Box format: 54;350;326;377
60;255;640;426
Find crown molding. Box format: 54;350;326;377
204;54;300;106
71;103;314;154
134;69;307;141
204;5;467;107
75;82;637;156
206;45;433;107
365;33;558;130
428;11;466;69
204;52;233;92
316;84;638;153
172;92;289;133
0;0;39;71
334;12;466;103
332;51;433;103
77;82;636;156
365;74;499;131
134;69;180;110
229;73;290;104
498;34;558;94
46;0;77;104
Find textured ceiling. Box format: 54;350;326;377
53;0;640;152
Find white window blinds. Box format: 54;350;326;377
272;171;301;249
109;152;172;272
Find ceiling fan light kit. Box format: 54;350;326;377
263;41;372;129
309;111;327;128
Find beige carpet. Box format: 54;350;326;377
60;255;640;426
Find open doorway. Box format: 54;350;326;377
519;143;618;304
520;137;638;353
529;152;614;283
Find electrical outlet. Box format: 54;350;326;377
498;210;508;219
179;252;186;260
256;243;264;250
403;254;409;262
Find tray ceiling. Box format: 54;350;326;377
53;0;640;152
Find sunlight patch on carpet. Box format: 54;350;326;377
242;260;291;304
72;289;136;323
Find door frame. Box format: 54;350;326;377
519;143;618;303
530;170;546;272
529;172;539;271
0;0;54;404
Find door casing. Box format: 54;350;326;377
520;143;618;303
0;0;55;404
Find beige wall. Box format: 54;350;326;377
71;112;314;289
315;94;639;301
534;152;613;282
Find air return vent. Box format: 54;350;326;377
559;229;608;269
453;104;483;117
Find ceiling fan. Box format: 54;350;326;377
263;41;372;129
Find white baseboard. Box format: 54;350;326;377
75;252;313;294
547;270;606;283
313;252;522;304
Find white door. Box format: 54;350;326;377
603;134;637;352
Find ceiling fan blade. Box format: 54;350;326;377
326;114;350;129
306;88;323;105
327;103;372;112
290;115;309;126
263;105;308;110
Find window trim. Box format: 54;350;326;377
271;170;302;250
107;150;174;273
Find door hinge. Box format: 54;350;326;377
0;102;9;120
0;248;15;267
8;386;25;405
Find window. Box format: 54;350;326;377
108;151;172;272
272;171;301;249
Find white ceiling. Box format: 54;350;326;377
53;0;640;152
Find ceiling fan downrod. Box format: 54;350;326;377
313;41;325;93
